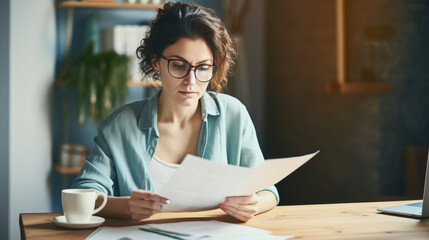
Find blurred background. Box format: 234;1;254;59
1;0;429;239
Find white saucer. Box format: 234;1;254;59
52;216;105;229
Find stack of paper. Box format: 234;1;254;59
86;152;320;239
159;152;319;212
86;221;292;240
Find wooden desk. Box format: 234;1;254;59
20;200;429;239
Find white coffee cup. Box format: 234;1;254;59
62;189;108;223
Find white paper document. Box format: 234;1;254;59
86;221;293;240
158;151;319;212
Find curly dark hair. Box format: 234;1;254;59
136;1;236;93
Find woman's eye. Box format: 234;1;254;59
172;62;187;69
198;66;210;71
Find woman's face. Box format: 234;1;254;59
153;38;213;108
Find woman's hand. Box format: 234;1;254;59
128;190;170;220
219;194;260;222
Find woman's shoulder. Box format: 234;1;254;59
207;91;244;106
207;91;247;113
98;98;151;129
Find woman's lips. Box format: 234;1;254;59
179;91;197;96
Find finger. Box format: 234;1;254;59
138;199;164;210
130;210;157;220
220;202;256;218
132;190;170;204
219;204;252;222
129;198;164;211
222;196;258;213
224;194;257;205
129;201;162;220
221;201;257;215
132;207;159;216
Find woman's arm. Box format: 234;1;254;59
96;196;131;219
96;189;275;222
219;190;277;222
95;190;170;220
255;190;278;213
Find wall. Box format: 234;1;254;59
265;0;379;204
355;0;429;198
9;0;55;239
0;0;10;238
265;0;429;205
208;0;267;149
243;0;266;150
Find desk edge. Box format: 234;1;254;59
19;213;27;240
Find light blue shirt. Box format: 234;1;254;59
72;90;279;202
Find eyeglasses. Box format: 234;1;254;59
160;56;217;83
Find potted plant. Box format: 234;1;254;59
62;43;129;123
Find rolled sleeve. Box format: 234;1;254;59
71;127;117;196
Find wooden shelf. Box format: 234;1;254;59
54;164;82;175
127;80;162;88
325;81;393;94
328;0;394;95
57;1;163;10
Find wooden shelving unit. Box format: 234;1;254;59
56;1;163;91
57;1;163;10
54;2;162;178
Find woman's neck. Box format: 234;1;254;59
157;92;201;126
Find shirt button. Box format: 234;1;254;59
149;148;154;155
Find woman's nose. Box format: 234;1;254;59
184;68;197;85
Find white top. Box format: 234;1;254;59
148;155;180;191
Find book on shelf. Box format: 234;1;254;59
103;25;149;82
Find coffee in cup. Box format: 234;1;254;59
62;189;107;223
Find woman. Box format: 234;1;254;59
72;2;278;222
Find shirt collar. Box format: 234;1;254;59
137;90;220;129
201;91;220;120
138;90;160;130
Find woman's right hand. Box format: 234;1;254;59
128;190;170;220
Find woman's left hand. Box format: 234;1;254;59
219;193;259;222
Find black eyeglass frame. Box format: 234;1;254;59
160;56;217;83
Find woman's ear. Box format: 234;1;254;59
151;55;160;72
